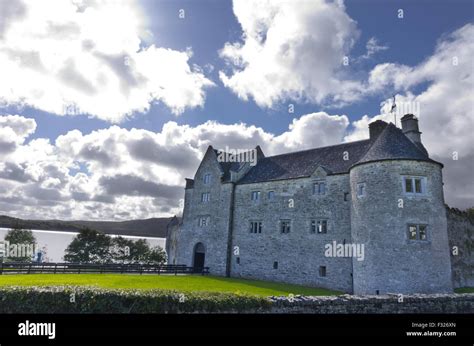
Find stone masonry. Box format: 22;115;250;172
171;115;457;294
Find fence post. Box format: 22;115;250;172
54;263;57;274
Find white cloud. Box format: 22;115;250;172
0;111;348;220
345;24;474;208
219;0;363;108
361;37;388;60
0;0;214;122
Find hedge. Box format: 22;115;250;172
0;286;272;313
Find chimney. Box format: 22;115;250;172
369;120;388;140
401;114;421;144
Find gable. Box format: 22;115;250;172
311;165;331;178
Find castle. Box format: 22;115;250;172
167;114;455;294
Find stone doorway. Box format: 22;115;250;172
193;242;205;272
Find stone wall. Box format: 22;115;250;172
230;173;353;292
350;160;453;295
265;293;474;314
447;207;474;288
175;149;233;276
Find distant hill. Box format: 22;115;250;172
0;215;173;238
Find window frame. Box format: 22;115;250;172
357;183;366;198
319;266;327;277
407;224;429;241
249;221;263;234
198;216;210;227
251;190;261;201
201;192;210;203
403;176;426;196
280;219;291;234
310;219;328;234
203;173;211;185
313;181;326;195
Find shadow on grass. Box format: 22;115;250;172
205;275;343;296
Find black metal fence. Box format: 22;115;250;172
0;262;210;275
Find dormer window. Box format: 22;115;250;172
203;174;211;185
403;176;426;195
313;181;326;195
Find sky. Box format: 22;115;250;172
0;0;472;220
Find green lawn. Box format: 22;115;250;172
455;287;474;293
0;274;341;297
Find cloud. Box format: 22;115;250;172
0;111;349;220
0;0;214;122
345;24;474;208
219;0;363;108
361;37;388;60
0;114;36;154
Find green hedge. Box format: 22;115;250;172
0;286;272;313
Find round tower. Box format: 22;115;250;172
349;121;453;295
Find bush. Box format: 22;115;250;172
0;286;272;313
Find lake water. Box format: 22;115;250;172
0;228;166;262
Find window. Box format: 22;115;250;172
273;261;278;269
311;219;328;234
250;221;263;234
198;216;210;227
236;257;240;264
403;176;425;195
344;192;349;201
407;224;428;241
357;183;366;197
251;191;261;201
203;174;211;184
267;191;275;200
313;181;326;195
319;266;327;277
201;192;210;203
280;220;291;234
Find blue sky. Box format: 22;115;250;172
16;0;473;139
0;0;472;220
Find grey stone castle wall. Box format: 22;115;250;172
172;152;456;295
230;173;353;292
175;152;232;276
447;207;474;288
350;160;453;295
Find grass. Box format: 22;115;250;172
0;274;341;297
454;287;474;293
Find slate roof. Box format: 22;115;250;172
355;123;438;167
238;140;372;184
237;122;441;185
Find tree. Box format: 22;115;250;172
2;226;36;262
64;229;167;265
146;246;167;265
110;236;134;263
466;207;474;223
64;228;112;263
129;239;151;264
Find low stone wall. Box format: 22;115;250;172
265;294;474;314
